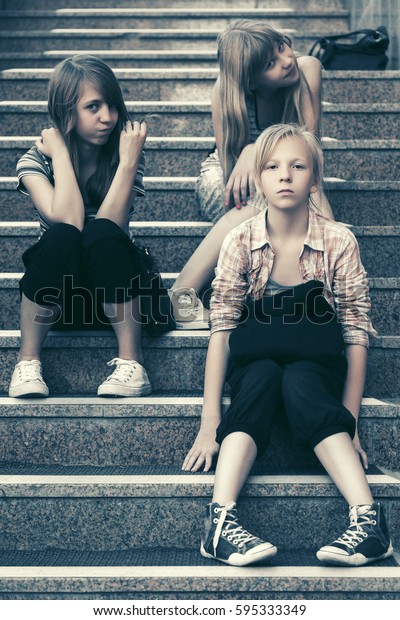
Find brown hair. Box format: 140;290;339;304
48;54;130;208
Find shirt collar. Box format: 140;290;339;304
249;207;325;252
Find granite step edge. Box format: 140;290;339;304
1;273;399;290
2;177;400;191
0;559;400;596
0;330;399;349
0;395;397;418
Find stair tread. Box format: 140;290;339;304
0;462;388;476
0;330;399;348
0;548;396;569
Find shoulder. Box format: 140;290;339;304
297;55;322;91
16;146;54;195
318;215;359;252
17;146;52;175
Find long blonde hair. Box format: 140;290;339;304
218;20;317;185
48;54;130;209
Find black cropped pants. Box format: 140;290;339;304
216;281;357;454
19;218;142;328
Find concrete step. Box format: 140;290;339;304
0;272;398;335
0;465;399;551
0;29;325;54
0;9;349;32
2;137;400;180
0;331;399;397
1;68;399;102
0;47;314;70
1;396;399;470
0;554;399;600
1;101;399;140
1;177;399;226
2;0;346;9
0;221;399;277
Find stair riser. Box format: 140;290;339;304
1;346;399;397
0;16;349;32
1;232;399;276
1;187;399;227
0;287;397;334
1;415;399;469
1;145;399;179
1;111;398;140
0;497;397;551
2;78;399;103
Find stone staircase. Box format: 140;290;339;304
0;0;400;600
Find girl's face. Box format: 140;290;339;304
74;81;119;146
255;41;298;90
260;135;318;211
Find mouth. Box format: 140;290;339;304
278;189;294;194
285;65;297;79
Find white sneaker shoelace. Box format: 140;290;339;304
332;505;375;549
212;502;258;554
104;358;140;384
16;361;44;384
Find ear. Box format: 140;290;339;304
309;181;319;194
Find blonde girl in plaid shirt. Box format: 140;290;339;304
182;124;392;569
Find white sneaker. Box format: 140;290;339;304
170;287;209;329
9;360;49;398
97;358;152;397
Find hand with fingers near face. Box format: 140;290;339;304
182;422;220;473
36;127;69;160
224;143;256;209
119;119;147;169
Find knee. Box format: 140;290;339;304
81;218;124;247
223;205;258;228
234;359;282;395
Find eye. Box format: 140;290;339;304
293;164;305;169
108;103;117;111
266;164;278;170
86;103;99;111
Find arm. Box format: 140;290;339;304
297;55;322;135
211;77;256;209
96;120;147;231
342;344;369;468
182;228;250;472
182;330;232;472
23;128;85;229
332;229;376;467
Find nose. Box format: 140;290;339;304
280;168;292;181
280;49;293;69
99;104;112;124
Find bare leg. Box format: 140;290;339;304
314;432;373;506
19;293;60;361
173;206;258;292
102;296;144;365
212;432;258;505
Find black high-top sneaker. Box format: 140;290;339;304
200;501;277;566
317;502;393;566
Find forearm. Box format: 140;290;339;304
342;344;368;421
51;153;85;227
201;330;232;430
96;161;138;230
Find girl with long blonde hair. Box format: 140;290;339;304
171;20;332;328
